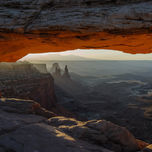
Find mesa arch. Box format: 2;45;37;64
1;30;152;62
1;0;152;61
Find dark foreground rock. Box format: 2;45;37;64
0;98;149;152
0;98;56;118
47;117;149;152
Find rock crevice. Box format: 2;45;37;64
0;98;150;152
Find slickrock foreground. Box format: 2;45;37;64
0;98;150;152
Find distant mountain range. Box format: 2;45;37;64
19;49;152;62
20;54;94;61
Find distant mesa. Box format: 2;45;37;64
50;63;62;74
50;63;71;79
62;65;71;79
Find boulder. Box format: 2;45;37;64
0;98;56;118
84;120;139;151
48;117;147;152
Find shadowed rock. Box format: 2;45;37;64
47;117;149;152
0;98;56;118
0;98;149;152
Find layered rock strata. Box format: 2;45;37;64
0;62;59;112
0;98;150;152
0;0;152;61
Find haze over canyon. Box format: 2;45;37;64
0;1;152;152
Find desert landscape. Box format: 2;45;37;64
43;60;152;143
0;58;151;152
0;0;152;151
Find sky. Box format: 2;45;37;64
19;49;152;61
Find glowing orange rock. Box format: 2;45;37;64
0;30;152;62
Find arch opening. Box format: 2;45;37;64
1;30;152;62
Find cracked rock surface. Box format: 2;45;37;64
0;98;149;152
1;0;152;61
0;0;152;32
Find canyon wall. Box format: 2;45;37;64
0;0;152;61
0;62;59;112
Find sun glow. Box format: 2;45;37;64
20;49;152;61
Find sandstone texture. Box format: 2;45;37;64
0;62;72;117
0;0;152;32
0;62;57;110
48;116;149;152
0;98;149;152
0;0;152;61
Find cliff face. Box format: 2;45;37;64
0;0;152;61
0;62;58;111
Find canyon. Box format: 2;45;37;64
0;1;152;151
1;0;152;61
0;61;152;152
0;62;71;116
47;61;152;143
